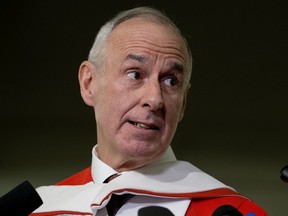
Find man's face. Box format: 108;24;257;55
87;19;189;170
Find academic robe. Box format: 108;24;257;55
30;160;267;216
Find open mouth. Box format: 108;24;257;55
128;121;159;130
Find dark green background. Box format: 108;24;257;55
1;1;287;215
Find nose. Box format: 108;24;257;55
141;80;164;112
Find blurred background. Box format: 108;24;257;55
1;0;287;215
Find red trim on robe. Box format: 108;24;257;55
56;167;93;185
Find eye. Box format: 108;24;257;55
127;71;141;80
163;76;179;86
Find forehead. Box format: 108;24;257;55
106;18;188;65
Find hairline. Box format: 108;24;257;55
88;7;192;87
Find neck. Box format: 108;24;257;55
96;144;166;172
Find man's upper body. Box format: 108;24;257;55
31;6;267;216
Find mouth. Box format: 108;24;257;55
128;121;160;130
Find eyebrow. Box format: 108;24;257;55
125;54;184;73
126;54;147;63
169;62;184;73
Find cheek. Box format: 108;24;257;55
165;95;184;121
96;85;132;122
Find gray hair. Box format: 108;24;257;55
88;6;192;86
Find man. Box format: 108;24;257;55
31;6;267;216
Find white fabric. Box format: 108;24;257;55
33;145;235;215
91;146;119;185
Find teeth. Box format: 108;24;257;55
129;121;158;130
135;122;151;129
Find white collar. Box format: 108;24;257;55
91;145;118;185
91;145;177;185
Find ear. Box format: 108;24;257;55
178;83;191;122
78;61;97;107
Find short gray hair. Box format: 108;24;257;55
88;6;192;86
